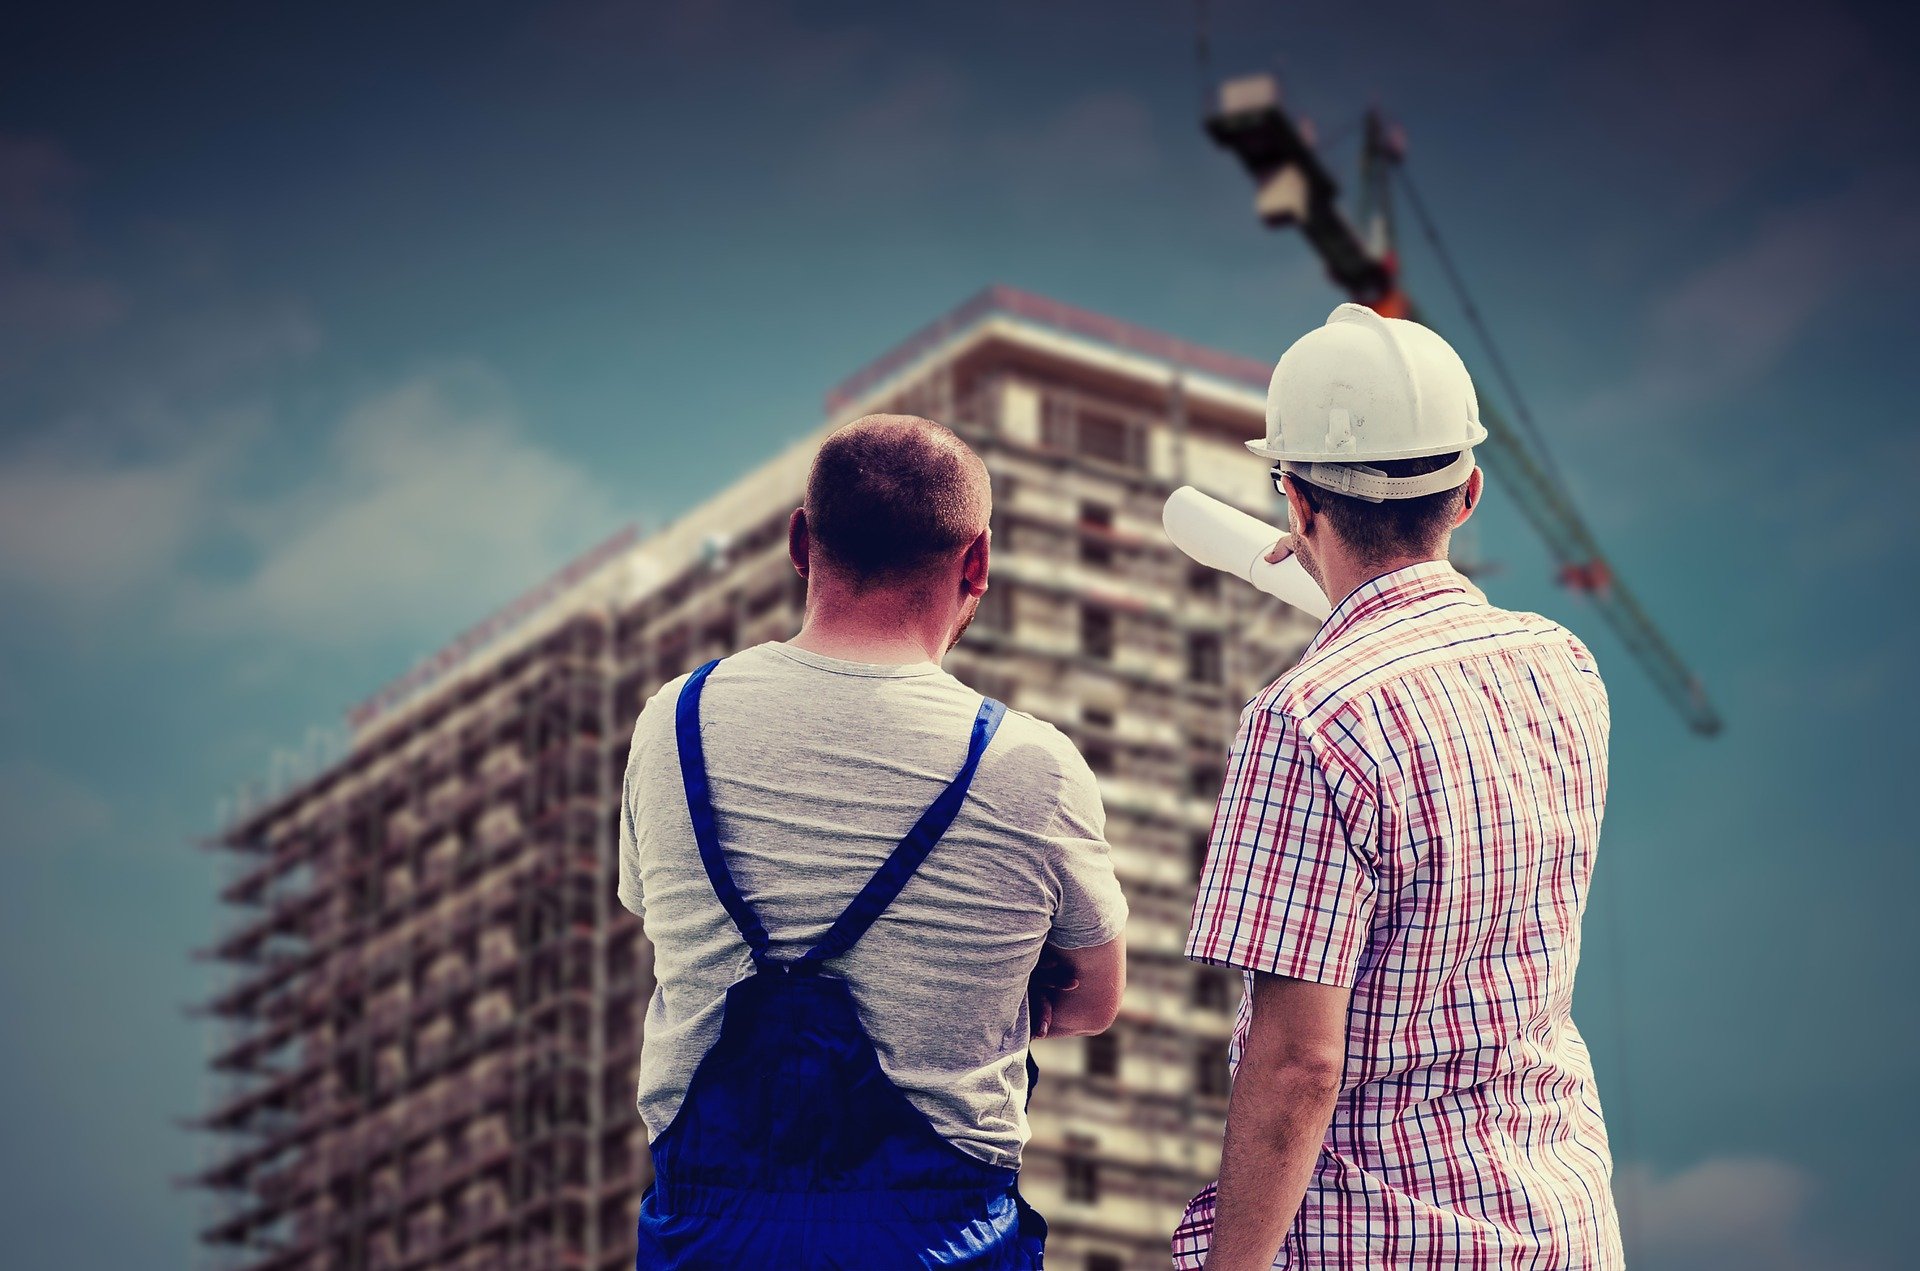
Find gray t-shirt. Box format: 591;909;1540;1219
618;641;1128;1168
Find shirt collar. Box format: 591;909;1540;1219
1298;558;1485;664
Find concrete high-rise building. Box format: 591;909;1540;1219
192;286;1320;1271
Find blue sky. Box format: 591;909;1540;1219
1;1;1915;1266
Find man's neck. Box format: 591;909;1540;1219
787;600;950;667
1320;551;1447;614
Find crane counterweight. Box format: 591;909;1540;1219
1205;74;1722;736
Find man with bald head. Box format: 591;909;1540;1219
621;415;1128;1268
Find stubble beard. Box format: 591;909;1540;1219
1287;507;1326;593
945;591;982;655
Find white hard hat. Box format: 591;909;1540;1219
1250;303;1488;501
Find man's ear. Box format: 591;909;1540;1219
788;507;810;577
1281;473;1318;537
1454;467;1483;527
960;527;991;597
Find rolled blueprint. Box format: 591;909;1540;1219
1162;485;1332;621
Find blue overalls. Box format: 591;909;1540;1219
635;658;1049;1270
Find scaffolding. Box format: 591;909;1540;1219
191;287;1320;1271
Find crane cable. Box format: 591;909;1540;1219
1391;164;1573;491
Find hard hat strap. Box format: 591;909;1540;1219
1279;450;1476;503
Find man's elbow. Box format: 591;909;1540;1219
1042;938;1125;1037
1054;997;1122;1038
1282;1054;1345;1100
1241;1045;1345;1103
1047;977;1125;1037
1238;971;1352;1103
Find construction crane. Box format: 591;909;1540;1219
1206;75;1722;736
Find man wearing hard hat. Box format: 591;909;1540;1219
1175;305;1623;1270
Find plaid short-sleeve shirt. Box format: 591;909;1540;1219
1178;561;1623;1270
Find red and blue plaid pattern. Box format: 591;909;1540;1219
1181;561;1624;1270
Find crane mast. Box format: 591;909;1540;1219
1206;75;1722;736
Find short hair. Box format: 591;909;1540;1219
804;414;990;586
1288;451;1470;562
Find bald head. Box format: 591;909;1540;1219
803;414;991;587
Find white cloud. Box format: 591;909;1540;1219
0;361;620;647
0;132;329;622
1567;169;1920;470
0;439;228;613
1618;1156;1866;1271
182;366;618;645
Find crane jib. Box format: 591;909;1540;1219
1204;75;1721;737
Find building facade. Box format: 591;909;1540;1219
193;286;1320;1270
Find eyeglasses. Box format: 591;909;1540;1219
1270;465;1319;514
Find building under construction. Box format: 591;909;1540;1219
191;285;1323;1271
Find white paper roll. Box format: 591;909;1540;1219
1162;485;1331;620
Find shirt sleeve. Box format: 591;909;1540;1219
616;704;658;921
1044;738;1129;950
1185;701;1378;988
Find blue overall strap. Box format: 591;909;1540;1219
674;659;774;964
796;696;1007;969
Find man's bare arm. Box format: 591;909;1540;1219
1202;971;1351;1271
1029;937;1125;1038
